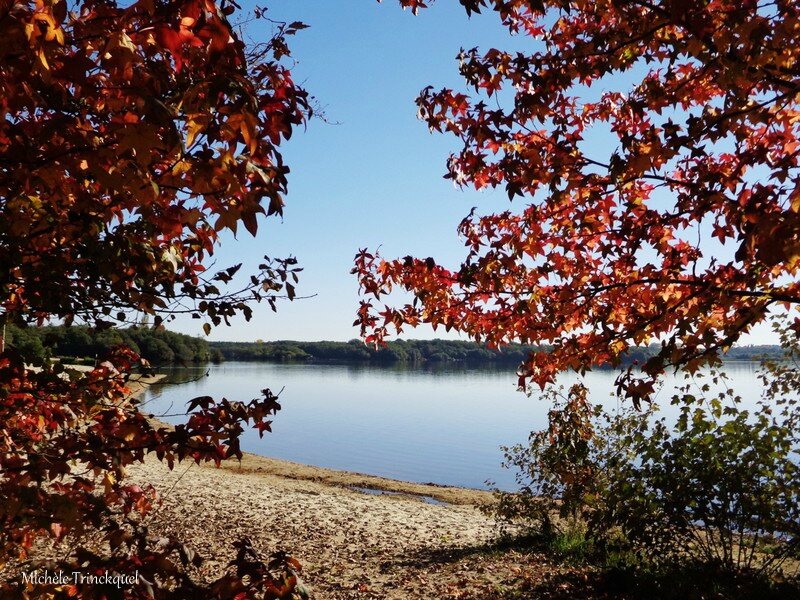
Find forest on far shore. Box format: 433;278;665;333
3;324;784;367
208;339;785;365
4;324;216;366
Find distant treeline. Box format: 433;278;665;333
4;324;216;365
210;339;542;365
4;324;784;367
209;339;785;365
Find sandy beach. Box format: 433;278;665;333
130;453;494;598
126;450;598;599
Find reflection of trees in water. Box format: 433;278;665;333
164;365;210;384
340;359;762;379
143;366;210;398
341;361;518;378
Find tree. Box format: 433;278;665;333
358;0;800;404
1;0;309;596
137;335;175;365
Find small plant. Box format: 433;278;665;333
492;383;602;541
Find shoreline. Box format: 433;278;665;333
204;449;493;508
137;377;493;507
144;408;493;508
126;372;166;398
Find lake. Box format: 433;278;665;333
139;361;765;490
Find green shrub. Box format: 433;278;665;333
494;357;800;578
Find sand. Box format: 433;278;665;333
125;448;603;599
128;452;504;598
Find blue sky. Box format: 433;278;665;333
173;0;777;345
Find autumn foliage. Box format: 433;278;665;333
1;0;309;596
357;0;800;402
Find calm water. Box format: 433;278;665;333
139;361;764;490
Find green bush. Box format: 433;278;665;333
494;358;800;578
